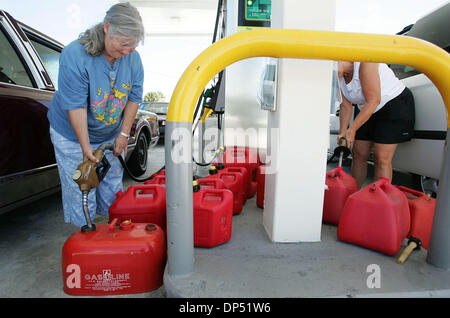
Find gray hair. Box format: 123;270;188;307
78;2;145;56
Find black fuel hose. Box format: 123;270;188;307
117;155;164;183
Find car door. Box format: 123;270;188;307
0;12;61;213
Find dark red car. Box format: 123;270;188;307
0;10;159;214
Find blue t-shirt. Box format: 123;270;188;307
48;40;144;143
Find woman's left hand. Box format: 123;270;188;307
113;134;128;157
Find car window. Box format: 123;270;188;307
389;64;421;80
390;45;449;80
0;28;33;87
29;38;61;89
144;103;169;114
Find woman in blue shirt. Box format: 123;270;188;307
48;3;145;227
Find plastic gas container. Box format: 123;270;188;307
222;166;248;204
193;183;234;248
62;220;166;296
219;147;259;198
144;175;166;185
207;166;245;215
109;184;166;232
150;169;165;179
197;177;227;190
337;178;410;255
323;166;358;224
256;165;266;208
398;186;436;250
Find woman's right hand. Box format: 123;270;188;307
338;127;355;148
82;145;99;163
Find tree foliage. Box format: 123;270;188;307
144;91;165;102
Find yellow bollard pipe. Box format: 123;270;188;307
167;29;449;125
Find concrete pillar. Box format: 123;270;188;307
263;0;336;242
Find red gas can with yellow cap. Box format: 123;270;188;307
218;146;259;199
193;181;234;248
62;219;166;296
207;166;245;214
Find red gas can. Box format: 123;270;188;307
150;169;165;179
207;166;245;214
62;219;166;296
256;165;266;208
222;166;248;204
197;177;227;190
337;178;410;255
109;184;166;232
323;166;358;224
220;147;259;198
193;184;234;248
144;175;166;185
398;186;436;249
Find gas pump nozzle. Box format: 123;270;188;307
72;143;114;232
333;137;351;168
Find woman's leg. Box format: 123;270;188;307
373;143;398;182
95;151;124;217
351;140;373;189
50;127;98;227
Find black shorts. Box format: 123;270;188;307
355;87;415;144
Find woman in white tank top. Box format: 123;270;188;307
337;61;415;189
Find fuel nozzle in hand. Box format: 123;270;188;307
72;143;114;232
334;137;351;167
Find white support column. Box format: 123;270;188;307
263;0;336;242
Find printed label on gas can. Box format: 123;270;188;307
84;269;131;292
65;264;131;292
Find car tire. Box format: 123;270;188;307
127;132;148;177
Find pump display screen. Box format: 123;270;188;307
245;0;271;21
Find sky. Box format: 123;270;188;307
1;0;448;101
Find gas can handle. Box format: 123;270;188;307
327;166;342;178
109;218;119;232
370;177;390;191
397;185;431;201
129;184;159;200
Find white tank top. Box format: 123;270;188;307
339;62;405;113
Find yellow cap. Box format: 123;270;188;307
193;180;198;186
209;166;217;170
